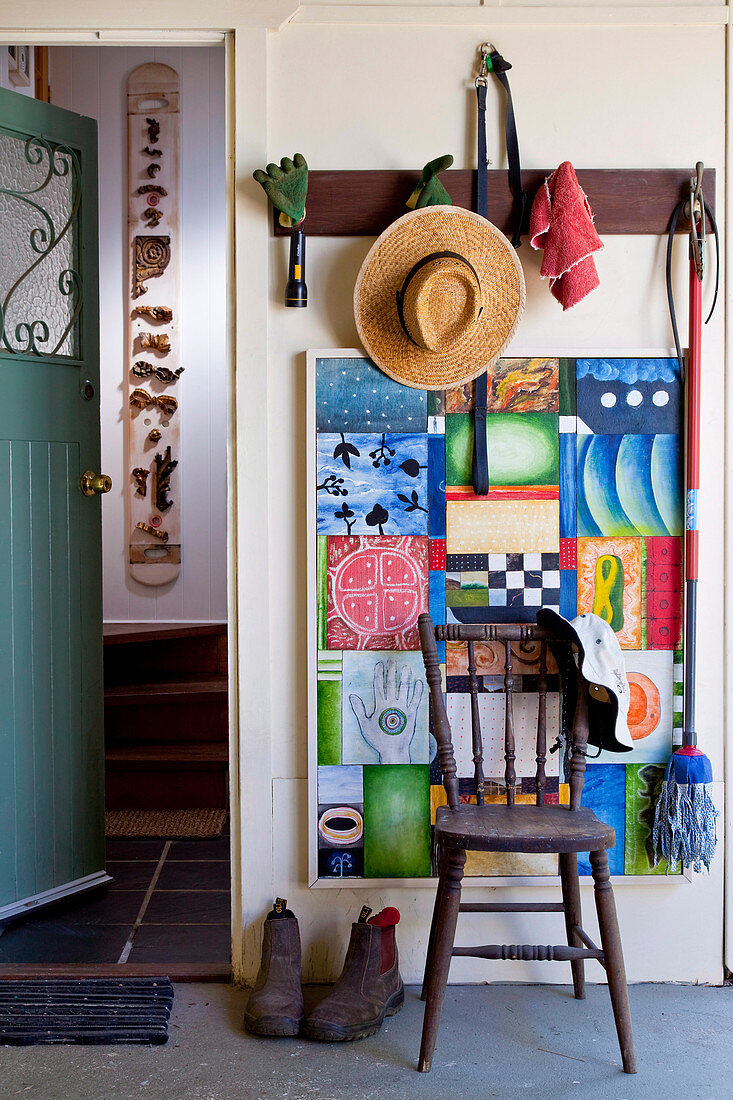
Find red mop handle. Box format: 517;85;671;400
686;257;702;582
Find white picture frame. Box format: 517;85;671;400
8;45;31;88
307;347;692;888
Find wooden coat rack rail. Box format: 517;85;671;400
273;169;715;238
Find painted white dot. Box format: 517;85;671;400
653;390;670;406
600;392;617;408
390;616;396;622
627;390;643;407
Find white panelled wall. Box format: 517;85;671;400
0;2;727;989
49;45;227;622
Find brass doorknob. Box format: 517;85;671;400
80;470;112;496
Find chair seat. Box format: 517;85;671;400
435;802;615;854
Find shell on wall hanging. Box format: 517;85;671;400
127;62;182;585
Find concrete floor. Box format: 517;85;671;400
1;982;730;1099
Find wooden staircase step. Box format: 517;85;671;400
104;624;227;682
105;676;227;707
106;744;228;765
103;622;227;645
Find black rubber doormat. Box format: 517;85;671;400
0;977;174;1045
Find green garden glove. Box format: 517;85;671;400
406;154;454;209
253;153;308;226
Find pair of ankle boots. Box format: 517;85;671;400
244;899;404;1041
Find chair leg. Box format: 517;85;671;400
420;847;447;1001
559;851;585;1000
590;849;637;1074
418;847;466;1073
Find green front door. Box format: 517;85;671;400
0;87;109;919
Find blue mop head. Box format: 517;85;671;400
652;747;718;873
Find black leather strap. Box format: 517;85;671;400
475;80;487;221
472;370;489;496
472;78;490;496
666;198;719;385
489;48;528;249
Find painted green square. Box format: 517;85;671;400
317;678;342;765
445;412;559;487
363;764;431;877
624;763;679;875
559;358;576;415
317;536;327;650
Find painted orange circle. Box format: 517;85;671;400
626;673;661;740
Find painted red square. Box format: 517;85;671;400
646;537;682;650
326;535;429;651
559;537;577;569
429;539;446;571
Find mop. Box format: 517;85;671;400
653;163;719;873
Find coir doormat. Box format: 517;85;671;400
0;977;174;1045
105;808;227;839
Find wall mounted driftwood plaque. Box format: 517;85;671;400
127;62;181;586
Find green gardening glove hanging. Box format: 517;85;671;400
253;153;308;226
406;154;454;209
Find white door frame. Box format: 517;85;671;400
0;16;285;983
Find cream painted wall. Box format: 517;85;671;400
49;45;228;622
0;2;727;989
264;17;726;986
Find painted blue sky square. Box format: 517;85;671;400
576;358;681;436
316;356;427;433
317;433;429;535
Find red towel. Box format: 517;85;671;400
529;161;603;310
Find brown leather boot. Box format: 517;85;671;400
302;906;404;1042
244;899;305;1037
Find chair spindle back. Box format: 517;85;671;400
418;614;590;811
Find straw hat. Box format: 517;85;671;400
354;205;525;391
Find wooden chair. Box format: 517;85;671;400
417;613;636;1075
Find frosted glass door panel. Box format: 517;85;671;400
0;129;80;359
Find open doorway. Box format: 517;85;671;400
0;44;230;978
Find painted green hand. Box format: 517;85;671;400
252;153;308;225
406;154;454;209
349;659;424;765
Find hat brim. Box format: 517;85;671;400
354;206;526;391
536;608;633;753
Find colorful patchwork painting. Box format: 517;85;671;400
310;353;684;882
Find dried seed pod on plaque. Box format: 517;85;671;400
131;467;149;497
132;360;183;384
142;208;163;228
138;332;171;354
153;445;178;513
132;235;171;299
133;306;173;323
